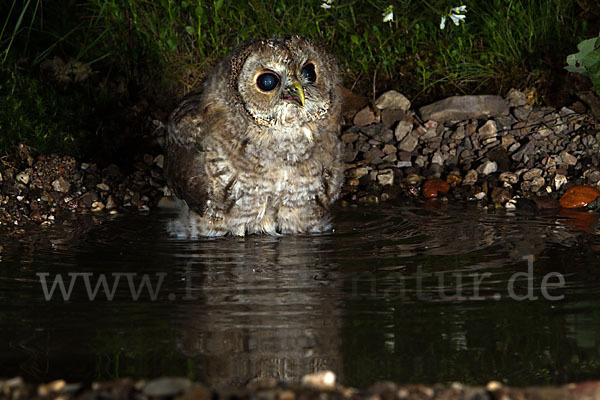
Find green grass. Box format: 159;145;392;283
0;0;598;157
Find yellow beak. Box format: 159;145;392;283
283;81;305;107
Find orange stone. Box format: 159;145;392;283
559;185;600;208
423;179;451;199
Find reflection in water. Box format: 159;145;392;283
0;203;599;386
170;235;343;387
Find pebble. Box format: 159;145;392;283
349;167;369;179
560;151;578;166
446;174;462;185
463;170;478;186
342;132;359;143
143;377;191;397
522;168;543;181
423;179;450;199
499;172;518;185
96;183;110;191
16;172;30;185
554;174;568;190
477;120;497;139
405;174;423;185
153;154;165;169
354;106;377;126
478;160;497;176
51;177;71;193
374;90;411;112
431;152;444;166
301;371;336;390
559;185;600;208
91;201;105;212
506;88;527;107
394;120;413;142
37;380;66;396
105;195;117;210
377;170;394;186
381;108;406;128
382;144;396;154
398;133;419;152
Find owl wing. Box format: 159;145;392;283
166;92;209;212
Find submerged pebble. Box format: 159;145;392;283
422;179;450;199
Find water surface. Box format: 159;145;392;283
1;203;600;387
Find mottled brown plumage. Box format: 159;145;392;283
166;35;344;237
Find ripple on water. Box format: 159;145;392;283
0;203;600;386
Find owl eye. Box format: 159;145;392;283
301;63;316;83
256;72;280;91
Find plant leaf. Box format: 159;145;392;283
565;37;599;76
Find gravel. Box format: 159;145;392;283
2;88;600;233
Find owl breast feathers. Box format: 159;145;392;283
166;35;344;237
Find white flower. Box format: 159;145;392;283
382;5;394;22
450;13;466;25
440;5;467;29
321;0;333;9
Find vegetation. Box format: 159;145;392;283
0;0;599;157
566;33;600;96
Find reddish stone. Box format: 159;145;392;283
559;185;600;208
423;179;451;199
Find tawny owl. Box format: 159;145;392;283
166;35;344;237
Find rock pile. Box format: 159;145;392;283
340;89;600;210
0;144;167;230
1;374;599;400
1;89;600;231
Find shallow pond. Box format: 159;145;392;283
1;203;600;388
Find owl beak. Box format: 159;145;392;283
282;81;305;107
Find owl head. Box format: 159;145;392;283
224;35;340;127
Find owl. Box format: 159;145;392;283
166;35;344;237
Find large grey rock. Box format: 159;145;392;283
419;95;509;122
374;90;411;112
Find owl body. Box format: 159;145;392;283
166;36;344;237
